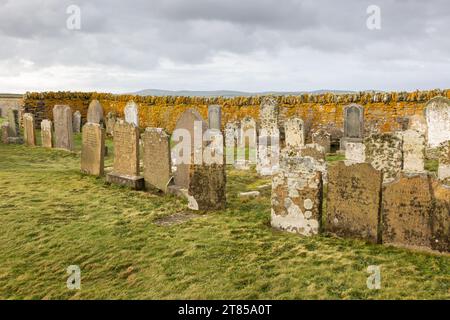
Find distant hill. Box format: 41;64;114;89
131;89;355;97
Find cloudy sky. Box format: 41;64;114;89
0;0;449;93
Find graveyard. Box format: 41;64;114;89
0;91;449;300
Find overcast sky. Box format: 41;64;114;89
0;0;449;93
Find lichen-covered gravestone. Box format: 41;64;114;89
87;100;104;125
345;141;366;164
271;156;323;236
40;120;53;148
364;133;403;183
235;117;257;169
438;141;450;184
1;122;9;144
53;105;74;151
6;109;22;144
258;97;280;175
431;181;450;252
284;118;305;150
402;129;425;173
341;104;364;150
23;113;36;146
105;111;117;136
326;162;382;243
142;128;172;192
425;96;450;148
124;101;139;127
225;121;239;165
106;120;144;189
188;163;226;211
208;105;222;131
312;129;331;154
73;111;82;133
81;123;105;176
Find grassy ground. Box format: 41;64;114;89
0;127;448;299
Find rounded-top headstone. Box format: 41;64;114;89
87;100;104;125
124;101;139;127
425;96;450;148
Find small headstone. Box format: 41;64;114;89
438;141;450;184
73;111;82;133
23;113;36;146
53;105;74;151
238;191;260;198
257;133;280;176
235;117;257;169
402;130;425;173
208;105;222;131
81;123;105;176
87;100;104;125
225;121;239;165
345;141;366;164
312;129;331;154
284;118;305;150
188;164;226;211
300;143;326;161
142;128;172;192
365;133;403;184
124;101;139;127
271;156;323;236
425;96;450;148
341;104;364;150
408;114;427;134
105;111;117;136
1;122;9;144
40;120;53;148
326;162;382;243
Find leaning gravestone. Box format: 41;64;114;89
106;120;144;189
402;129;425;173
341;104;364;150
284;118;305;151
271;156;323;236
208;105;222;131
40;120;53;148
73;111;82;133
142;128;172;192
81;123;105;176
23;113;36;146
124;101;139;127
438;141;450;184
87;100;104;125
53;105;74;151
365;133;403;184
326;162;382;243
312;129;331;154
425;96;450;148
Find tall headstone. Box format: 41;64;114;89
142;128;172;192
6;109;22;144
40;120;53;148
402;129;425;173
81;123;105;176
431;181;450;252
23;113;36;146
258;97;280;176
341;104;364;150
124;101;139;127
365;133;403;184
235;117;257;170
312;129;331;154
208;105;222;131
438;141;450;184
271;156;323;236
225;121;239;165
53;105;74;151
73;111;82;133
87;100;104;125
105;111;117;136
326;162;382;243
106;120;144;189
284;118;305;150
425;96;450;148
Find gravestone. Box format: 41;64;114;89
260;96;279;135
257;133;280;176
53;105;74;151
425;96;450;148
235;117;257;170
40;120;53;148
188;164;226;211
73;111;82;133
142;128;172;192
312;129;331;154
271;156;323;236
408;114;427;134
365;133;403;183
87;100;104;125
106;120;144;189
225;121;239;165
341;104;364;150
6;109;22;144
81;123;105;176
431;181;450;252
1;122;9;144
345;141;366;164
208;105;222;131
124;101;139;127
438;141;450;184
105;111;117;136
23;113;36;146
326;162;382;243
382;173;435;250
300;143;326;162
284;118;305;150
402;130;425;173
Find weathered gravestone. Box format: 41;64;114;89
225;121;239;165
284;117;305;151
430;181;450;252
124;101;139;127
87;100;104;125
271;156;323;236
73;111;82;133
260;96;279;135
402;130;425;173
312;129;331;154
105;111;117;136
258;97;280;175
142;128;172;192
53;105;74;151
208;105;222;131
40;120;53;148
408;114;427;134
425;96;450;148
23;113;36;146
365;133;403;184
235;117;257;170
326;162;382;243
341;104;364;150
345;141;366;164
438;141;450;184
81;123;105;176
1;122;9;144
6;109;22;144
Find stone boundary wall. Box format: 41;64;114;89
22;89;450;133
0;94;23;118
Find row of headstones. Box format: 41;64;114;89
271;156;449;253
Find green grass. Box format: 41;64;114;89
0;140;449;300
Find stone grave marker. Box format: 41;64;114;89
312;129;331;154
81;123;105;176
53;105;74;151
73;111;82;133
425;96;450;148
438;141;450;184
284;118;305;150
23;113;36;146
87;100;104;125
124;101;139;127
40;120;53;148
402;129;425;173
208;105;222;131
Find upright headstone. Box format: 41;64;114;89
40;120;53;148
284;118;305;150
408;114;427;134
258;97;280;176
326;162;382;243
438;141;450;184
124;101;139;127
142;128;172;192
53;105;74;151
341;104;364;150
345;141;366;164
81;123;105;176
188;163;226;211
105;111;117;136
87;100;104;125
1;122;9;144
208;105;222;131
271;156;323;236
6;109;22;144
106;120;144;189
312;129;331;154
425;96;450;148
402;130;425;173
365;133;403;184
225;121;239;165
431;181;450;252
23;113;36;146
235;117;257;170
73;111;82;133
260;96;279;135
